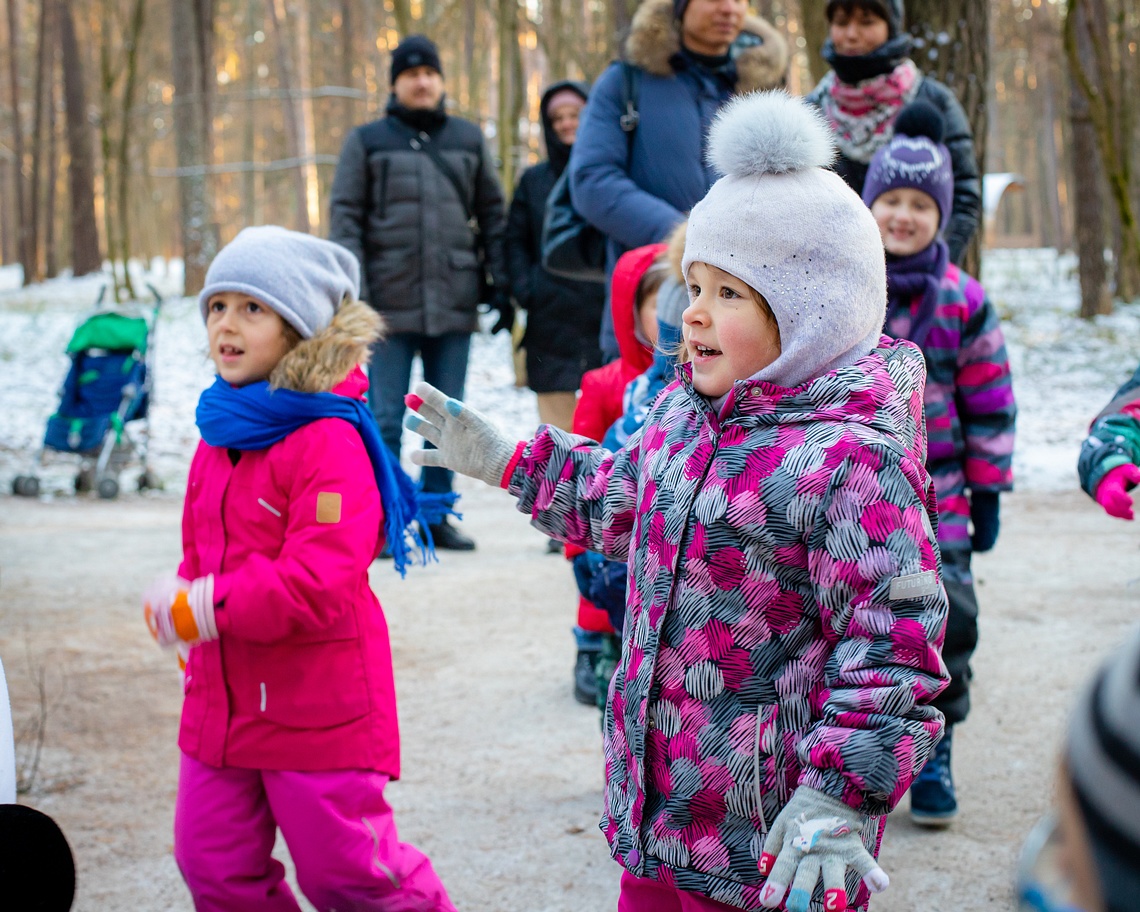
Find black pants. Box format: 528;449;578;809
931;548;980;727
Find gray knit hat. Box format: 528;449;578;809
682;91;886;389
1066;627;1140;910
198;226;360;339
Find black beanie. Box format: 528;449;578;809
825;0;905;37
390;35;442;84
673;0;690;19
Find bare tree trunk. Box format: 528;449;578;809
28;0;52;283
391;0;411;38
906;0;989;277
799;0;830;86
1064;0;1140;303
611;0;635;48
170;0;216;292
292;0;320;233
242;0;259;227
1068;0;1111;318
267;0;309;231
43;45;57;278
112;0;146;297
6;0;32;283
58;0;101;276
497;0;519;193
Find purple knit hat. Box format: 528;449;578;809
862;102;954;230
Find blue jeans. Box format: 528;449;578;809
368;331;471;496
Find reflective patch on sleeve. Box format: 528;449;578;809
316;492;342;524
888;569;938;600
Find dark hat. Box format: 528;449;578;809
673;0;690;19
862;102;954;231
1066;627;1140;910
825;0;905;37
390;34;442;85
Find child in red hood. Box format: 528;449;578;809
568;243;669;706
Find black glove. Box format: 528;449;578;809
489;292;515;335
969;490;1000;553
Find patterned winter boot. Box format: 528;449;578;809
910;727;958;826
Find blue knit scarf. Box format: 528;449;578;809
195;377;457;576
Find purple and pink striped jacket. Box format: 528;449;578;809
884;263;1016;550
506;339;949;911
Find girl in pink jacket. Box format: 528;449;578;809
405;94;950;912
142;226;456;912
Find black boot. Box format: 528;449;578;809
426;519;475;551
573;648;599;705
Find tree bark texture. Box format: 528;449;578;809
6;0;32;282
170;0;215;293
57;0;102;276
1067;0;1111;318
1064;0;1140;302
906;0;989;277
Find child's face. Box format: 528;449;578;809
871;188;941;258
682;262;781;399
206;291;293;387
829;5;891;56
637;289;660;348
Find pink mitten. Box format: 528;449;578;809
1095;464;1140;520
143;574;218;647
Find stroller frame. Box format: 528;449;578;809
12;284;164;500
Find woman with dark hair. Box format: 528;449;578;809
805;0;981;264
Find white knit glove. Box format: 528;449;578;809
403;382;520;488
758;786;889;912
143;574;218;648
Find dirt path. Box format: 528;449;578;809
0;482;1136;911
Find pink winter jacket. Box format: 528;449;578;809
177;303;399;775
506;338;949;911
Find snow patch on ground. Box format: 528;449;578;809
1;250;1138;500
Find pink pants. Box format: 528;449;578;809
618;870;747;912
174;752;455;912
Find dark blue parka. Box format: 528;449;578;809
568;0;787;361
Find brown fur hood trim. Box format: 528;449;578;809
269;299;385;393
624;0;788;91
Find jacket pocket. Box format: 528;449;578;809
235;636;370;730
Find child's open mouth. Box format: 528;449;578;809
218;344;244;361
693;343;721;358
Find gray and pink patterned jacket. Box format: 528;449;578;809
506;338;949;910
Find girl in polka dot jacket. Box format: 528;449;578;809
405;93;950;912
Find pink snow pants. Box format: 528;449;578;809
174;752;456;912
618;870;748;912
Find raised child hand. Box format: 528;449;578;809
758;786;888;912
1096;463;1140;520
403;382;520;488
143;574;218;648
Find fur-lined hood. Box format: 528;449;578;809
624;0;788;90
269;299;384;394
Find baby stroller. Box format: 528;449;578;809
11;285;163;500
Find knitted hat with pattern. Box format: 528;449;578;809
1066;626;1140;911
862;102;954;230
682;91;886;389
199;226;361;340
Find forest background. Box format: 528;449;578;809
0;0;1137;317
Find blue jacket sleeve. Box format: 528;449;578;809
568;64;687;250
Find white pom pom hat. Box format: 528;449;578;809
682;91;887;389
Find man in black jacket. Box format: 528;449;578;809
330;35;510;550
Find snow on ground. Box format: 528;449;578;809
1;249;1138;500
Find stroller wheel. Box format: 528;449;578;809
96;477;120;500
75;469;95;494
136;470;163;492
12;475;40;497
